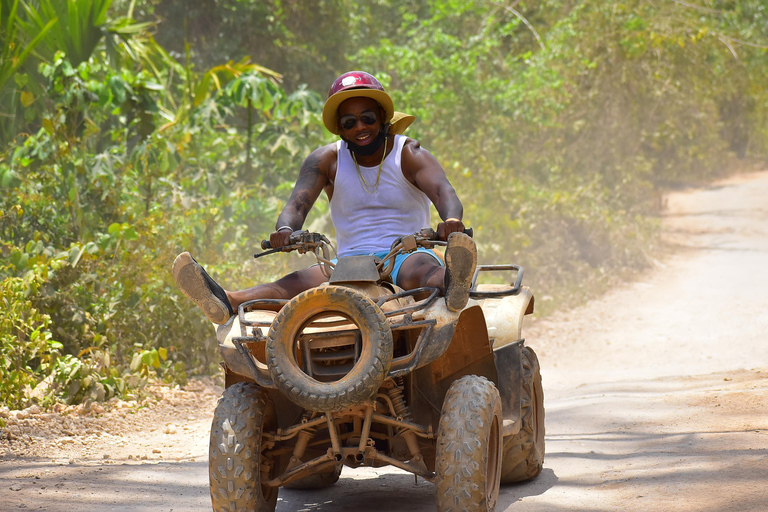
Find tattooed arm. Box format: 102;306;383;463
269;144;336;248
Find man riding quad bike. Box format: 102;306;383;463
172;72;544;511
208;228;543;512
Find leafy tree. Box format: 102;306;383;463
2;0;175;146
346;0;767;301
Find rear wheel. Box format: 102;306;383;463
500;346;545;483
435;375;503;512
209;382;278;512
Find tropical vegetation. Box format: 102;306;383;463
1;0;766;408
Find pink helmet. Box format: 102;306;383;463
322;71;395;135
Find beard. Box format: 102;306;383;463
343;125;388;157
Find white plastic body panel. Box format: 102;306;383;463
476;285;534;349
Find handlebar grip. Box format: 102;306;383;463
422;227;474;240
261;240;272;249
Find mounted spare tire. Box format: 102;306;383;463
266;285;393;412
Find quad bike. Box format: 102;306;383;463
209;229;544;512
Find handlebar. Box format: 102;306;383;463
255;227;474;281
260;227;473;251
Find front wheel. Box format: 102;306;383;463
500;346;545;483
435;375;503;512
209;382;278;512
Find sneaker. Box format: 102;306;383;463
172;252;234;324
443;232;477;312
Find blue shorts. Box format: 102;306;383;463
335;248;443;285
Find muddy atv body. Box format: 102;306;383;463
208;230;544;512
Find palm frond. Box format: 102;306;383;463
0;0;56;90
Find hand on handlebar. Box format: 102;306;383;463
436;218;466;241
260;231;330;253
267;229;293;249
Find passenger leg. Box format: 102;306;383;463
227;265;328;311
173;252;327;324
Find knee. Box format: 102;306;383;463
423;265;445;291
396;258;444;290
396;272;418;291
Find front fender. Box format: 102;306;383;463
216;310;277;387
477;285;534;349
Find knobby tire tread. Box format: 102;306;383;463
435;375;503;512
209;382;278;512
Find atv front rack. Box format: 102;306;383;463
228;285;453;388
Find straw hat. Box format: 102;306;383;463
388;111;416;135
322;71;395;135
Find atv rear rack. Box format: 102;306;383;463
469;264;524;298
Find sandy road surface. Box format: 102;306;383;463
2;171;767;511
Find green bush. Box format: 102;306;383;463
0;251;62;409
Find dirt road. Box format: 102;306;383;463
2;171;767;511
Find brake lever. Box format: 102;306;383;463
254;241;305;259
254;246;291;259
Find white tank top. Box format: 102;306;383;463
331;135;431;256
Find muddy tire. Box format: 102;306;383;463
283;463;342;490
209;382;278;512
435;375;503;512
500;346;545;483
267;285;393;412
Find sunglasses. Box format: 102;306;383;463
339;111;378;130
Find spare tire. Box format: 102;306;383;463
266;285;393;412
